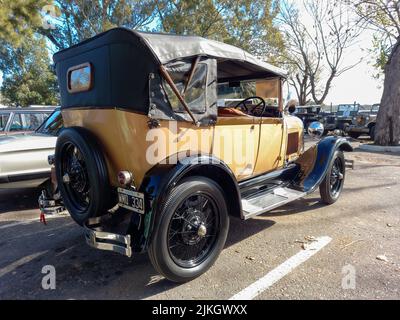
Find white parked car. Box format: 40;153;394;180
0;108;62;189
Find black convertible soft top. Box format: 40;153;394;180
54;28;286;125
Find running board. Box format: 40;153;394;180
241;187;306;220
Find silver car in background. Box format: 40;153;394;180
0;106;56;136
0;109;63;189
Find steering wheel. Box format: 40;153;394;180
235;96;266;115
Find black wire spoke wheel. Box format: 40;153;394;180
55;127;114;225
148;176;229;282
329;157;344;197
168;193;219;268
320;150;346;204
61;142;91;211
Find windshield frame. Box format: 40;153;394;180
35;109;63;136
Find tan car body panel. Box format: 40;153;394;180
62;109;303;188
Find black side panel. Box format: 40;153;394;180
138;155;241;252
54;29;159;112
239;164;300;198
294;136;353;193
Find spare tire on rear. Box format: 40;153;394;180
55;127;115;225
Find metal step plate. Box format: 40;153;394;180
242;187;306;220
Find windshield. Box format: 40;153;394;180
36;110;63;136
338;104;359;112
217;79;280;107
372;104;380;112
296;106;320;114
0;113;10;132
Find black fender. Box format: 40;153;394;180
138;153;241;252
294;136;352;193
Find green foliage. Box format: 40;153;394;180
352;0;400;76
370;35;390;79
40;0;160;50
0;38;58;107
0;0;46;45
157;0;284;60
0;0;58;107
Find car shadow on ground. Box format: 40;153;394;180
0;213;275;299
0;188;41;214
259;197;325;217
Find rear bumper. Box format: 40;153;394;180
84;217;132;257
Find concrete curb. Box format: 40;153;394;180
359;144;400;153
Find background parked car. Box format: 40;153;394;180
320;103;361;133
0;108;62;190
0;106;56;136
294;105;322;131
345;104;379;139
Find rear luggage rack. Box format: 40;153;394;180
84;216;132;257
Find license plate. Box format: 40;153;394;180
117;188;145;214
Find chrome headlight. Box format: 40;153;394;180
308;122;324;139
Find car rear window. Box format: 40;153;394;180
9;113;48;132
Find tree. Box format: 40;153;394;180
156;0;284;60
0;38;59;107
40;0;160;50
0;0;46;63
279;0;362;105
156;0;228;41
0;0;58;107
351;0;400;145
0;0;46;45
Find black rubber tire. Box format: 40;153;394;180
369;125;376;141
319;150;346;205
348;132;361;139
55;127;115;225
148;176;229;283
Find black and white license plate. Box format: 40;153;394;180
117;188;145;214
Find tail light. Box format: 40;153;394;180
118;171;133;186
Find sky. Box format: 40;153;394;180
322;30;383;105
286;0;384;105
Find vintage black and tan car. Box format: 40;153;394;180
52;28;352;282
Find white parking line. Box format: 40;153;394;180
229;236;332;300
0;251;48;278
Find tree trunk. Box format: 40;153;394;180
375;38;400;146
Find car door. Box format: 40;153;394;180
213;115;260;181
252;117;285;176
252;79;285;176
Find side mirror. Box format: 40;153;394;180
285;99;298;114
308;121;324;139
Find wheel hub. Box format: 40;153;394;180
69;162;87;192
181;209;207;245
